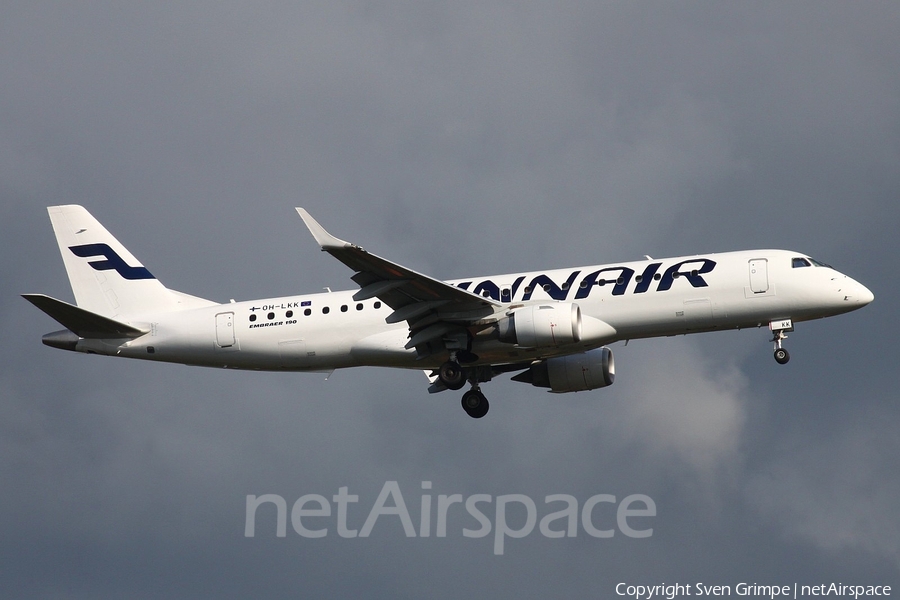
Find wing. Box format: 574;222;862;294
296;208;503;357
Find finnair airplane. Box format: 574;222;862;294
24;205;873;418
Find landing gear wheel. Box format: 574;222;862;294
774;348;790;365
461;390;490;419
769;323;792;365
439;361;466;390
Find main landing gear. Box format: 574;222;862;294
438;357;490;418
438;360;466;390
461;387;489;419
769;319;793;365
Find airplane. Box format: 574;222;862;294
23;205;874;418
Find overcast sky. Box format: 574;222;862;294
2;2;898;598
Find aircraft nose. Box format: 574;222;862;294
857;282;875;305
832;274;874;308
842;277;874;306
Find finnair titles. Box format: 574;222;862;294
24;205;874;418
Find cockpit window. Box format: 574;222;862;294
808;257;834;269
793;256;834;269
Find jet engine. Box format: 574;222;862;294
511;347;615;393
497;303;582;348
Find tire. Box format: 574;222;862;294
461;390;490;419
439;361;466;390
774;348;790;365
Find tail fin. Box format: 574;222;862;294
47;205;215;318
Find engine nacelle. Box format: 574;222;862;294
511;347;615;393
497;303;582;348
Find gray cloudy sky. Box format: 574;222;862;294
2;2;899;598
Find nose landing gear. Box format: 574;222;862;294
773;345;790;365
769;319;793;365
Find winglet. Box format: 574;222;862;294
295;208;353;250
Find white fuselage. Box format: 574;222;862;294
76;249;873;372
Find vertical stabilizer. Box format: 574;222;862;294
47;205;214;318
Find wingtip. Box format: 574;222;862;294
295;207;351;250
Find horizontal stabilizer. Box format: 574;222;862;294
22;294;147;339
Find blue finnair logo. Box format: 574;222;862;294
456;258;717;302
69;243;155;280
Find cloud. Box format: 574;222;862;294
746;407;900;564
603;339;749;484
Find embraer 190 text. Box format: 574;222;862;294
24;206;874;418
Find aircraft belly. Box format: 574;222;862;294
586;295;687;338
350;327;418;367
